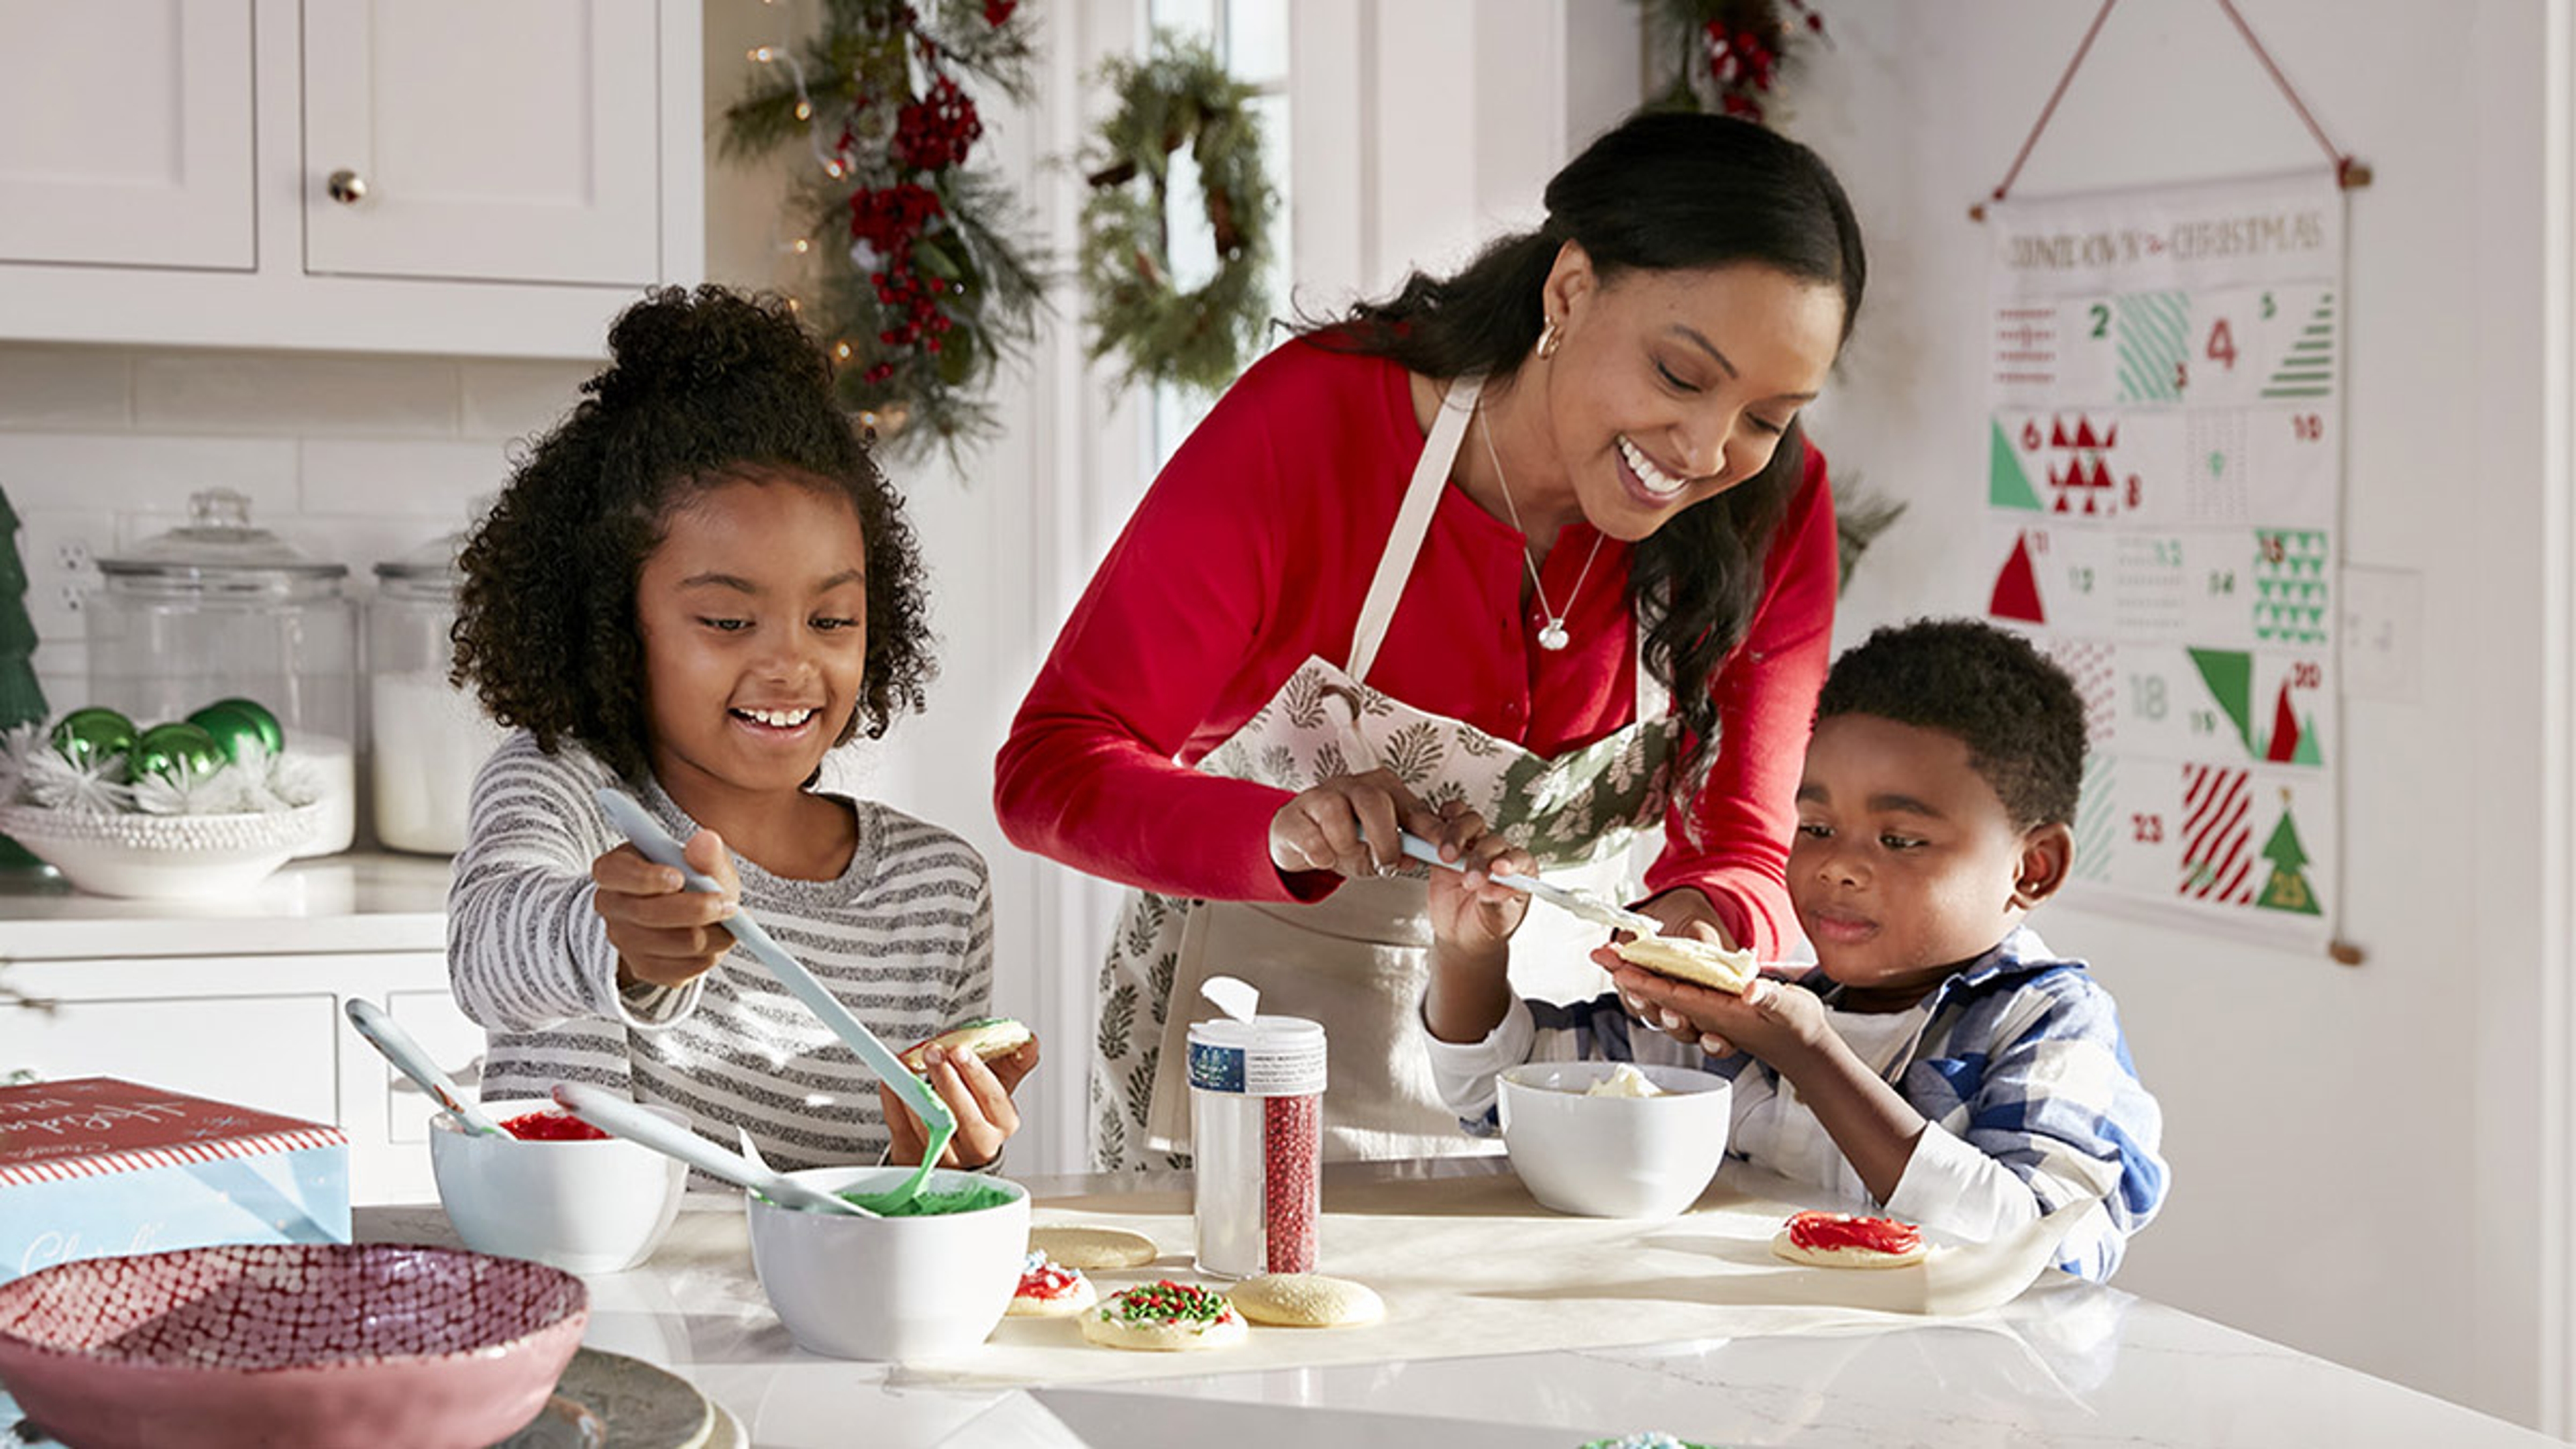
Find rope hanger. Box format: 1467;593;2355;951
1968;0;2371;222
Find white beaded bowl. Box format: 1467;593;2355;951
0;803;323;899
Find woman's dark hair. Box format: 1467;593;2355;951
452;284;936;784
1314;112;1864;796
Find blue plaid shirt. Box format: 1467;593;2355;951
1426;926;2168;1281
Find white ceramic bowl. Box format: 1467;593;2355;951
0;803;321;900
745;1165;1030;1362
1497;1060;1734;1219
428;1100;688;1275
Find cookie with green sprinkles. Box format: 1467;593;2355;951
1077;1279;1249;1352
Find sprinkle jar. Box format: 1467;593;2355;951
1186;1014;1326;1279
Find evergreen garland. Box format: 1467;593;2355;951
722;0;1046;458
1079;36;1276;396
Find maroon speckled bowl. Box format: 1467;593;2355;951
0;1242;588;1449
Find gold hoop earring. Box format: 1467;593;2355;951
1536;319;1562;360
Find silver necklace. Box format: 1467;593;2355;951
1478;405;1603;651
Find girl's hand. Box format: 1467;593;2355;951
1423;800;1534;954
592;828;741;989
1268;769;1450;880
1610;965;1828;1067
882;1037;1041;1169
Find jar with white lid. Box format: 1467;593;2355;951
86;489;357;855
368;529;504;854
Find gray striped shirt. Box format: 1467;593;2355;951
447;731;994;1171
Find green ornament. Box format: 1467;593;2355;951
129;722;225;786
194;697;284;756
48;707;136;769
188;700;282;763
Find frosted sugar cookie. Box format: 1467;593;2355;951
1769;1210;1927;1269
1078;1281;1248;1352
899;1016;1033;1071
1006;1250;1096;1318
1610;934;1758;994
1030;1224;1159;1271
1225;1273;1385;1328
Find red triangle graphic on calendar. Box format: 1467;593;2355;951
1990;535;2046;623
2074;417;2100;448
2050;419;2070;447
2265;682;2304;763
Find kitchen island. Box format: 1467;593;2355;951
356;1158;2557;1448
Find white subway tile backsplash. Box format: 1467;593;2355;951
136;353;462;437
460;360;591;441
11;507;113;646
0;347;131;431
301;439;513;518
0;434;295;514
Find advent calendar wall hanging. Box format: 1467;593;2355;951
1972;0;2368;959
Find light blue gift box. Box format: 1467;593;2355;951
0;1075;350;1286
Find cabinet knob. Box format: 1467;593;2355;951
326;168;369;205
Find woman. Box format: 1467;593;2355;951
997;111;1866;1168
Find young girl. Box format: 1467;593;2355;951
447;284;1035;1172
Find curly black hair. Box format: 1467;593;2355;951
451;284;936;784
1816;619;2086;830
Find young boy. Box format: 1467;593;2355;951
1421;618;2167;1281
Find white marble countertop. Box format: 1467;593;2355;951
0;851;451;959
356;1160;2561;1449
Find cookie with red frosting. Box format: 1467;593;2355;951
1770;1209;1927;1269
1006;1250;1097;1318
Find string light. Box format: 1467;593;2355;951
748;46;775;63
834;341;853;360
790;238;811;254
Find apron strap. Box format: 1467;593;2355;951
1349;375;1481;683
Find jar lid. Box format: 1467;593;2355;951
97;489;349;582
1187;1015;1327;1097
373;528;468;588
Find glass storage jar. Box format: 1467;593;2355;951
87;489;357;855
369;530;503;854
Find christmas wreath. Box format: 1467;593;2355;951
1642;0;1827;123
1079;36;1276;396
722;0;1046;458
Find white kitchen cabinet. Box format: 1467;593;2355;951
0;853;476;1205
0;1;256;270
0;0;702;356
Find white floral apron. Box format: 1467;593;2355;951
1088;377;1684;1169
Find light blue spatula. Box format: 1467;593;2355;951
594;786;957;1204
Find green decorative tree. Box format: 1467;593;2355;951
2255;804;2321;916
0;484;48;868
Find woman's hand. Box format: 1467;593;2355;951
1422;800;1534;954
591;829;740;990
1267;769;1451;880
882;1037;1041;1169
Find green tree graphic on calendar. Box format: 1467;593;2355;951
2256;806;2322;916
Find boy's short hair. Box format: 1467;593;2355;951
1816;619;2086;829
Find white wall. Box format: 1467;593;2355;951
1783;0;2571;1428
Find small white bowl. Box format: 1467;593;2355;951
427;1100;688;1275
0;803;321;900
745;1165;1030;1362
1497;1060;1734;1219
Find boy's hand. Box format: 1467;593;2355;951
592;828;740;990
882;1036;1040;1169
1423;800;1533;953
1609;964;1829;1067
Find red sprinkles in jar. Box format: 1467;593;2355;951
498;1109;610;1142
1263;1092;1319;1273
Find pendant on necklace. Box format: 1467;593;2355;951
1538;620;1571;651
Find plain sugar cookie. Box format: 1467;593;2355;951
1769;1210;1927;1269
1030;1224;1160;1271
1077;1281;1248;1352
1225;1273;1385;1328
